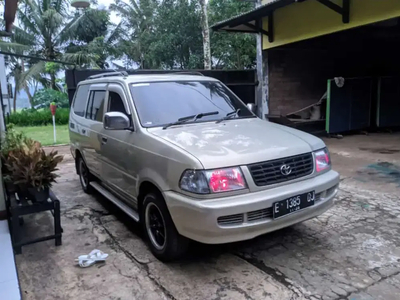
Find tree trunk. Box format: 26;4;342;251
24;86;33;108
20;61;33;108
50;73;56;90
200;0;211;70
13;84;17;112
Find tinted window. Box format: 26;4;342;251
108;91;128;115
129;81;253;127
85;91;105;121
73;84;90;117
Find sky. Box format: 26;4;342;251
97;0;121;23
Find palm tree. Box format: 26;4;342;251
66;22;123;69
110;0;159;69
13;0;99;90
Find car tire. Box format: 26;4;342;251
142;192;189;261
77;156;94;194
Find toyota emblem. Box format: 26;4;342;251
280;164;292;176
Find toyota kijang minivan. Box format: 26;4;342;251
69;71;339;261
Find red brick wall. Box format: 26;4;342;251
267;49;333;116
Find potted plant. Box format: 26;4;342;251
6;145;63;202
1;125;34;194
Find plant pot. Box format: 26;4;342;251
17;184;30;200
4;181;16;194
28;187;50;203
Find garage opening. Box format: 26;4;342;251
212;0;400;136
266;18;400;135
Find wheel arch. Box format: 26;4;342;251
138;180;164;215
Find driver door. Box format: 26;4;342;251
100;84;139;207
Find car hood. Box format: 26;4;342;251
147;118;325;169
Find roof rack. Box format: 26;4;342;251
87;71;128;80
172;71;204;76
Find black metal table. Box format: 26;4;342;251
6;189;62;254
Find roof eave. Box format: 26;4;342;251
211;0;297;32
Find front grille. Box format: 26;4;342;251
217;214;244;226
248;153;314;186
247;208;273;222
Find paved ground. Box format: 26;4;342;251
15;133;400;300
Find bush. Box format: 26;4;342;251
32;89;69;109
6;108;70;126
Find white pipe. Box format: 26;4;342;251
52;115;56;144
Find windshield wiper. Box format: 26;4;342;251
216;109;240;124
162;111;219;129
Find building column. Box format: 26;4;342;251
255;0;268;119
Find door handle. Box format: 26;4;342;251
101;136;108;144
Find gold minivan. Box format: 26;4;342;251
70;72;339;261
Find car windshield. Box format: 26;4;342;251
129;81;254;127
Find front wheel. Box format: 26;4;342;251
142;192;188;261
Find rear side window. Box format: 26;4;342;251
73;84;90;117
85;91;106;122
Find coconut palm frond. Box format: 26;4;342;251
57;12;85;43
0;40;30;52
62;52;99;67
106;22;123;45
12;26;36;47
17;61;46;91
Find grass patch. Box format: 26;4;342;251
14;125;69;146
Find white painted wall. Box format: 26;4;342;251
0;54;7;212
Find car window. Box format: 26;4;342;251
85;91;105;122
108;91;128;116
73;84;90;117
129;81;253;127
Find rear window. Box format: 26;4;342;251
73;84;90;117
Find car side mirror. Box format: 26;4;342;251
104;112;131;130
246;103;257;114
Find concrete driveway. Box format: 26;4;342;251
15;133;400;300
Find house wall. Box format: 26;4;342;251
262;0;400;50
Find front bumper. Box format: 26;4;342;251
164;170;339;244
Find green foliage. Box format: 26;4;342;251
32;89;69;108
45;62;62;75
9;0;109;91
208;0;256;69
111;0;204;69
109;0;255;70
5;145;63;190
152;0;204;69
111;0;160;69
1;125;63;191
0;124;32;162
72;8;109;44
7;108;70;126
65;8;116;68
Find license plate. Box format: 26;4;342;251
273;191;315;219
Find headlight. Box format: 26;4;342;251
314;148;331;172
180;167;247;194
